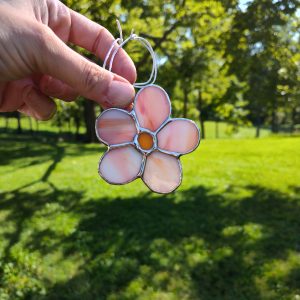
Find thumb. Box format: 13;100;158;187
35;25;135;108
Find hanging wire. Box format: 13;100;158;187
103;20;157;88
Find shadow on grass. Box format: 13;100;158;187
0;133;299;299
0;183;299;299
0;132;103;170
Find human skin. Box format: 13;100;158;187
0;0;136;120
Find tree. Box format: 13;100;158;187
226;0;300;136
52;0;299;142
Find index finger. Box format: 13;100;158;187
68;9;137;84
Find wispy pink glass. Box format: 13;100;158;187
95;85;200;194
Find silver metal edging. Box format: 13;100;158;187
95;85;200;194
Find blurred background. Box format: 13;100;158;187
0;0;299;299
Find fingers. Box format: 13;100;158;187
39;75;78;102
102;101;134;112
22;88;57;121
68;9;137;84
45;2;136;83
36;25;135;108
0;79;56;121
0;80;28;112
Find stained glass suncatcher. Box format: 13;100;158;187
95;84;200;194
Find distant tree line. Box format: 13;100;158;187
1;0;299;141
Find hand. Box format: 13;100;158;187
0;0;136;120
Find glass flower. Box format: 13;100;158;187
95;85;200;194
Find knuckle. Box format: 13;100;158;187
54;4;72;41
92;27;106;54
30;25;56;72
58;5;71;28
33;25;55;55
22;84;34;100
34;25;47;46
22;85;56;121
82;63;108;93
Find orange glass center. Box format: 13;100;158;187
138;132;154;150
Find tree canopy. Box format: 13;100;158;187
53;0;300;141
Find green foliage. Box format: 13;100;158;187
227;0;300;133
40;0;300;140
52;99;84;135
0;133;300;299
0;250;46;300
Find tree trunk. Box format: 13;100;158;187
68;118;72;137
255;115;261;138
28;117;33;134
291;107;296;133
74;116;80;141
256;126;260;138
271;96;278;133
16;112;22;134
5;116;9;131
215;121;219;139
197;90;205;139
200;119;205;140
183;86;188;118
83;101;97;143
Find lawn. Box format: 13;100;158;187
0;133;299;300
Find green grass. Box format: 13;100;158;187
203;121;271;139
0;133;299;300
0;116;87;136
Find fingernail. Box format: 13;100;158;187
106;77;135;107
26;88;57;121
42;76;63;95
44;103;57;121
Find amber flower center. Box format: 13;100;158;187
138;132;154;150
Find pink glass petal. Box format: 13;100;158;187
96;109;137;145
143;151;182;194
99;146;143;184
157;119;200;154
134;85;171;132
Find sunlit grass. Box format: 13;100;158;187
0;133;299;300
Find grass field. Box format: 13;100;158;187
0;133;299;300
